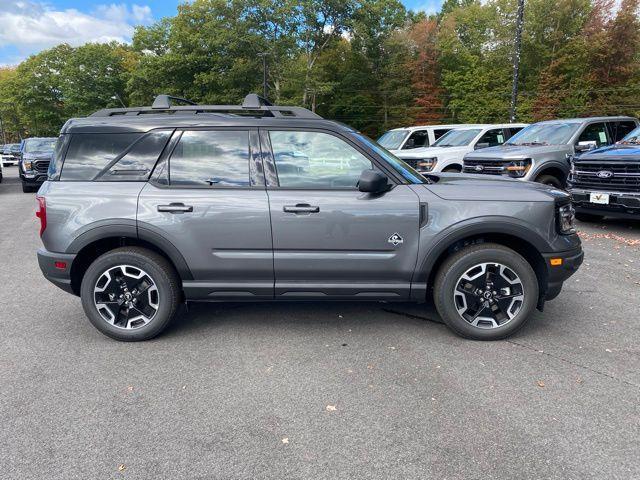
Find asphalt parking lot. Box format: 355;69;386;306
1;166;639;480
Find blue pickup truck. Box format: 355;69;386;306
569;126;640;221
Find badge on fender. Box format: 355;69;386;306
388;233;403;246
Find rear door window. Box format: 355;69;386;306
60;133;142;180
168;130;250;187
608;121;637;142
433;129;450;141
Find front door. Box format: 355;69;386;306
261;129;420;300
137;128;273;300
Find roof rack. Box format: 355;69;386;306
90;93;322;119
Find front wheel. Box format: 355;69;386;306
535;174;563;189
433;243;539;340
80;247;181;341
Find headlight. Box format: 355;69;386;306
415;157;437;172
505;159;532;178
22;160;32;170
557;203;576;234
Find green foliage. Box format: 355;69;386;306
0;0;638;140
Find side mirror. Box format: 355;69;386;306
575;141;597;153
358;169;389;194
475;142;490;150
403;138;415;149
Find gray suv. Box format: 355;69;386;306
463;117;638;187
36;94;583;341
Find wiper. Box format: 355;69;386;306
507;141;548;146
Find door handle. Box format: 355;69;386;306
157;203;193;213
283;203;320;214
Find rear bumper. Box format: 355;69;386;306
37;249;77;295
542;246;584;301
571;190;640;219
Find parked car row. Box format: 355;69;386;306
0;138;57;191
379;116;640;221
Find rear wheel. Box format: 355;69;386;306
535;174;563;189
433;243;539;340
80;247;181;341
576;212;604;222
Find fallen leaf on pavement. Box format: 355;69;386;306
326;405;337;412
118;464;126;472
282;438;289;444
537;380;545;388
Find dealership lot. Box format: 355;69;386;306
1;166;639;479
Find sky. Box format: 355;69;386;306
0;0;444;65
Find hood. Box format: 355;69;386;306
424;172;569;202
575;144;640;161
23;150;53;160
396;145;469;159
465;144;571;160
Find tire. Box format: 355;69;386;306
21;183;34;193
535;174;563;189
433;243;539;340
576;212;604;222
80;247;181;341
442;165;462;173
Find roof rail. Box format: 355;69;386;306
89;93;322;119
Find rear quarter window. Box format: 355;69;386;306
60;133;143;181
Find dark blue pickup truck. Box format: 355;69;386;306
569;126;640;221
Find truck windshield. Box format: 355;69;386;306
24;139;56;153
619;126;640;144
433;129;481;147
506;122;581;146
357;134;427;184
377;130;409;150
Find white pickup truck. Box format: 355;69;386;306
394;123;528;173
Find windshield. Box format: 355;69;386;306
24;138;56;153
377;130;409;150
619;126;640;145
506;122;581;146
357;134;427;184
433;129;482;147
9;144;20;152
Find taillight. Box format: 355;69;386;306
36;196;47;236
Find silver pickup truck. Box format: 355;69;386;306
463;117;638;188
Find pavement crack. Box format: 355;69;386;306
506;339;639;389
382;308;443;325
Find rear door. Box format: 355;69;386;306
261;128;420;300
137;128;273;300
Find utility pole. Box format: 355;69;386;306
257;52;269;100
509;0;525;122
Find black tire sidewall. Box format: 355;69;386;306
434;246;539;340
536;174;563;189
80;249;177;341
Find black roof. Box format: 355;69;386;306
61;93;346;134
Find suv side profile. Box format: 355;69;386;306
394;123;527;174
37;94;583;342
463;117;638;188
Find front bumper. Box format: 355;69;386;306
20;171;48;186
570;189;640;219
542;246;584;301
37;249;77;295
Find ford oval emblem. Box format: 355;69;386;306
474;165;484;172
596;170;614;179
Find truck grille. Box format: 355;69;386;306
34;161;50;173
463;158;506;176
570;161;640;193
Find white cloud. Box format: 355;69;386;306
0;1;154;63
413;0;442;15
